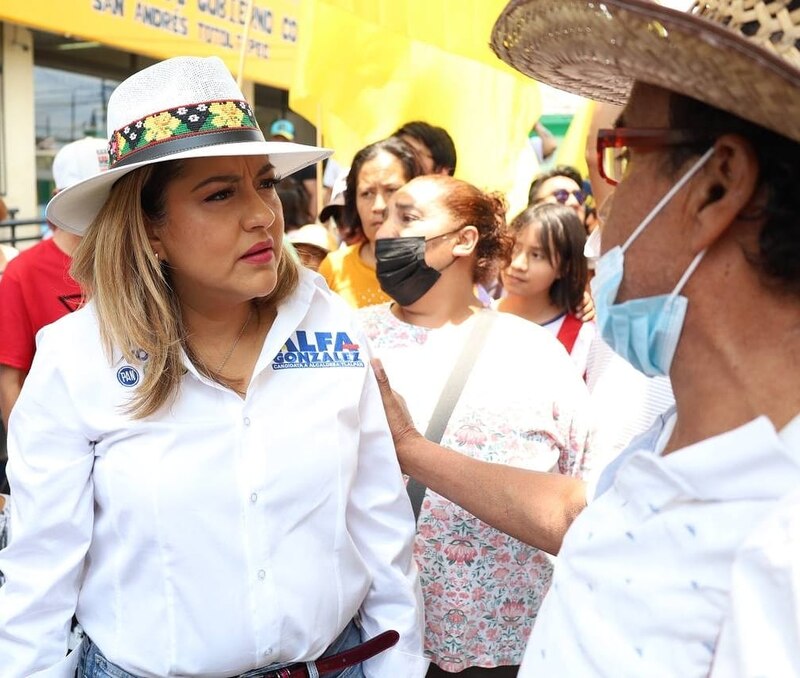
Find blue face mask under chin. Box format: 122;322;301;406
591;147;715;377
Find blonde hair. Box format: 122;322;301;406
71;161;299;419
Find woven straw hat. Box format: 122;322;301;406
47;56;331;235
491;0;800;143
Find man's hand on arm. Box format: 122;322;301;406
371;359;587;555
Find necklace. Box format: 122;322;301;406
216;308;254;374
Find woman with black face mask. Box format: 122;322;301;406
358;175;595;678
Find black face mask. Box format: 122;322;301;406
375;236;443;306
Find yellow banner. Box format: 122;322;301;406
0;0;302;89
289;0;542;216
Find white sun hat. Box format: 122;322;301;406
47;56;331;235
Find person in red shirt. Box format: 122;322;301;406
0;137;108;435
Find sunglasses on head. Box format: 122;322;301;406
549;188;587;206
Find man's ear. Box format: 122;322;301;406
452;225;480;257
690;134;760;253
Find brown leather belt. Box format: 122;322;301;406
243;629;399;678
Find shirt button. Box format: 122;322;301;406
250;492;258;503
243;416;251;426
258;569;266;580
264;647;273;656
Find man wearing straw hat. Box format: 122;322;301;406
373;0;800;675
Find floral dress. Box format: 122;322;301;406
359;304;593;671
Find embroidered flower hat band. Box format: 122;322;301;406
109;99;262;168
47;56;331;235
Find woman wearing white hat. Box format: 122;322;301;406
0;56;425;678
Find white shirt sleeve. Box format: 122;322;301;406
710;488;800;678
0;330;95;675
347;363;428;677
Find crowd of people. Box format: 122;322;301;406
0;0;798;676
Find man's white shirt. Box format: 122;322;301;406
520;409;800;677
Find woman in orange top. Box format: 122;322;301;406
319;137;421;308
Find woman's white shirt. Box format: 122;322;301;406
0;269;426;678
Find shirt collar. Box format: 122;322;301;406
778;411;800;451
101;268;326;391
614;412;800;512
252;267;320;375
150;268;325;385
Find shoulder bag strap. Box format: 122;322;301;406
407;311;495;522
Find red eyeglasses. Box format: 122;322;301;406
597;128;707;186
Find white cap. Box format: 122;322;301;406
330;172;348;204
584;225;601;261
287;223;336;253
318;172;349;222
52;137;110;191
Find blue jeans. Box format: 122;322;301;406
77;620;366;678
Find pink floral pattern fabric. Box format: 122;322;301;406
359;304;592;671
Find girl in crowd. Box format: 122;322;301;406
359;175;592;677
0;56;425;678
319;137;421;308
496;203;596;376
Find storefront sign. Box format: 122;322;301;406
1;0;301;89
